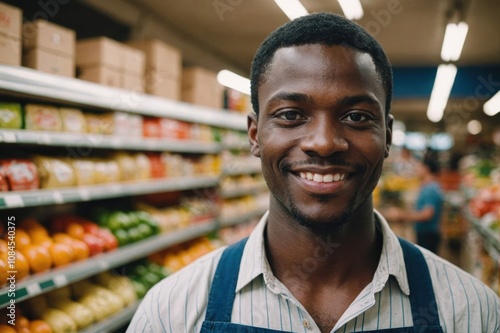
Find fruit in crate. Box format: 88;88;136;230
49;298;94;330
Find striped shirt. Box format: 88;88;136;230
127;211;500;332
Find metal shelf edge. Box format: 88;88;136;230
0;221;216;308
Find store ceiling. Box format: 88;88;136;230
129;0;500;137
7;0;500;139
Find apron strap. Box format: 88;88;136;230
398;237;441;332
204;237;249;323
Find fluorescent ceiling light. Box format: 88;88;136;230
441;22;468;62
426;64;457;123
483;90;500;116
338;0;364;20
217;70;250;95
274;0;308;20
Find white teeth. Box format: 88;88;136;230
313;173;323;182
323;174;334;182
299;172;346;183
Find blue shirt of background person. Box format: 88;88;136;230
414;181;443;233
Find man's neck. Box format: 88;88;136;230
264;205;382;289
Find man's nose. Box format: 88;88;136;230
299;119;349;157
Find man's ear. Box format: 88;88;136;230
248;113;260;157
385;114;393;158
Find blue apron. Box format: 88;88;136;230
201;237;443;333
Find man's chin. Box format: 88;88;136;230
292;209;353;234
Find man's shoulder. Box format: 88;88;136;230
419;246;499;311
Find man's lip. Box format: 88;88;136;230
291;166;355;175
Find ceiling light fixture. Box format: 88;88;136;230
217;70;251;95
273;0;308;20
441;22;468;62
426;64;457;123
338;0;364;20
483;90;500;116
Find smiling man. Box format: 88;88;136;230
127;13;499;333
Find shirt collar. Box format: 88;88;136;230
235;210;410;296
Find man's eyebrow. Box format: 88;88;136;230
265;92;313;108
337;95;382;109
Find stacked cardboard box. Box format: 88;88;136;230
76;37;145;92
182;67;224;109
0;2;22;66
127;39;181;100
22;20;76;77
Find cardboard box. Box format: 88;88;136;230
76;37;123;71
146;74;181;101
23;20;75;56
0;33;20;66
23;48;74;77
122;44;145;75
127;39;181;78
121;72;145;93
181;67;223;108
78;66;121;88
145;70;180;100
0;2;21;37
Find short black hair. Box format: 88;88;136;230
250;12;393;116
422;150;440;174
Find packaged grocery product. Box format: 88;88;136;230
0;159;39;191
0;165;8;191
160;118;191;140
0;103;22;129
84;112;115;135
33;156;75;188
134;153;151;180
128;114;143;138
162;153;185;178
68;159;95;185
147;153;165;178
60;108;86;133
143;117;161;138
93;158;120;184
25;104;62;131
114;152;137;181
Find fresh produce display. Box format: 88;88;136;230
0;216;118;286
15;272;137;332
96;210;160;247
468;185;500;225
123;260;171;298
148;236;219;273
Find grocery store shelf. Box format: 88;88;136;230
223;141;250;151
223;164;262;176
465;209;500;260
0;221;216;308
0;129;221;154
219;207;267;228
221;183;268;199
0;176;219;209
80;299;140;333
0;64;247;131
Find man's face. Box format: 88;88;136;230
248;44;392;229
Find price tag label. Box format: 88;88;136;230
78;188;91;201
110;137;122;148
3;195;24;208
26;283;41;296
2;132;17;143
53;274;68;287
98;261;109;270
40;133;51;144
53;191;64;204
110;184;121;194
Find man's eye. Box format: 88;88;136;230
278;111;303;121
345;113;368;122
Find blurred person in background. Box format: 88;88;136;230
385;150;444;253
